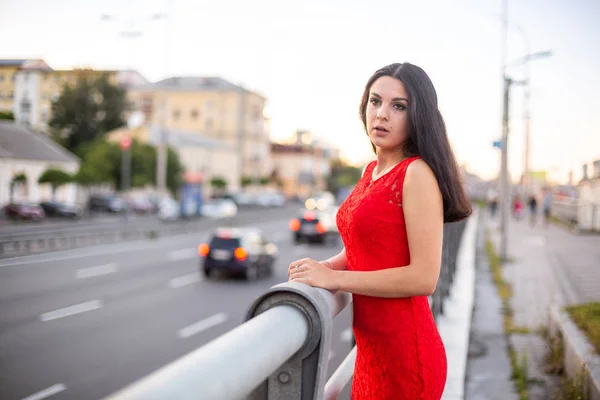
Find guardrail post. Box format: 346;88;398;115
246;283;343;400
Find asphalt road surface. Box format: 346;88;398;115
0;208;353;400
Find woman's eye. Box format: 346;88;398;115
370;98;380;105
394;103;406;110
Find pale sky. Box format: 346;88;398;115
1;0;599;183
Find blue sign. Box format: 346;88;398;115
493;140;503;150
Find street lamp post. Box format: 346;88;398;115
101;12;168;193
499;49;552;261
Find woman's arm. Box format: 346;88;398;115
334;159;444;297
320;247;347;271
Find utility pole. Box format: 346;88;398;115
156;97;168;193
500;77;511;261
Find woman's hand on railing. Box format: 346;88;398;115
288;258;341;291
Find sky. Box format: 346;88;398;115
1;0;599;183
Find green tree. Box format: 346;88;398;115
74;139;183;195
259;176;270;186
0;111;15;120
38;168;73;200
327;158;362;195
240;176;253;188
9;173;27;202
210;176;228;192
49;72;127;156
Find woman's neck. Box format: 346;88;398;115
376;152;407;171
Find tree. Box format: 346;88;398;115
240;176;253;188
210;177;228;192
49;72;128;156
259;177;270;186
74;139;183;195
327;158;362;196
0;111;15;120
38;168;72;200
9;173;27;203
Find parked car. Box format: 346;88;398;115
289;208;339;244
88;194;125;213
3;203;45;221
158;198;181;221
305;191;336;211
198;227;278;280
202;199;238;218
39;201;82;219
128;197;155;214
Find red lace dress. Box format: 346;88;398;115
336;157;447;400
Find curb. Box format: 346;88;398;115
439;208;479;400
550;306;600;400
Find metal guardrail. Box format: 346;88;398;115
430;220;467;319
107;283;352;400
0;221;201;258
104;214;471;400
0;206;299;258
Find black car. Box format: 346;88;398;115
88;194;125;213
40;201;82;219
289;208;339;244
199;228;278;280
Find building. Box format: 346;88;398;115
0;59;26;114
105;124;238;199
0;121;80;205
0;58;148;132
270;130;334;199
128;77;272;192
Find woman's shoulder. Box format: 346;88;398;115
403;158;438;188
361;160;377;178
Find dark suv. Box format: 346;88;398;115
199;228;278;280
289;208;339;244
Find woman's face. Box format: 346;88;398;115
365;76;409;152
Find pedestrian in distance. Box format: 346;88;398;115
288;62;472;400
528;194;538;226
543;188;553;227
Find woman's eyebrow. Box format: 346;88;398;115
370;92;408;103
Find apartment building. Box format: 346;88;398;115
128;77;272;192
0;59;147;132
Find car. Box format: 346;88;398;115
289;208;339;245
39;201;82;219
198;227;278;280
305;191;336;211
201;199;238;218
88;194;125;213
3;203;45;221
158;198;181;221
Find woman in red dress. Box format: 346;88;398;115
288;63;472;399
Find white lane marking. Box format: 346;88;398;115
40;300;102;322
76;263;117;279
169;273;201;288
22;383;66;400
168;248;197;262
340;328;353;342
178;313;228;339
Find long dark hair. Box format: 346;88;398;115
359;62;472;223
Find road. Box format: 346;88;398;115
0;208;353;400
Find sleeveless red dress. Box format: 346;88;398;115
336;157;447;400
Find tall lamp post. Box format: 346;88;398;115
499;49;552;261
101;12;168;193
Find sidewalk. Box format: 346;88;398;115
464;215;517;399
467;210;600;399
